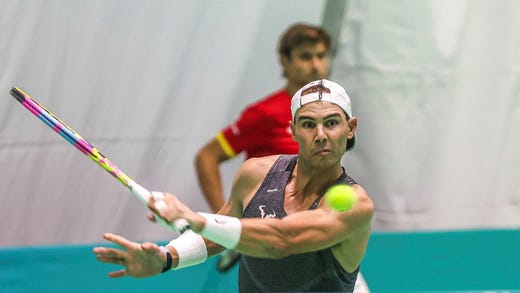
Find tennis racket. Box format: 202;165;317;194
10;86;189;233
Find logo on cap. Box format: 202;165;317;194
301;80;330;101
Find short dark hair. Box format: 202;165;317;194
278;23;332;58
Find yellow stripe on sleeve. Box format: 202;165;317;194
216;132;237;158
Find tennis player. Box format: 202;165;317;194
195;22;332;273
94;79;374;292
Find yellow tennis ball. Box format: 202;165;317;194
325;184;357;211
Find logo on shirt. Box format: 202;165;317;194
259;205;276;219
231;123;241;135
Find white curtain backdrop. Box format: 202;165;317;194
1;0;519;247
334;0;520;231
0;0;326;246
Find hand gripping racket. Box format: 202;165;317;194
10;86;189;233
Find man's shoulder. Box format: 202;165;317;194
238;155;281;179
234;155;282;196
242;155;281;171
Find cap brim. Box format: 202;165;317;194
346;135;356;151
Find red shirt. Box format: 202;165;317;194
217;90;298;159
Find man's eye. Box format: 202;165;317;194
302;121;314;128
299;53;312;60
325;120;339;127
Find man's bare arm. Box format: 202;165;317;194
236;187;373;255
194;139;230;212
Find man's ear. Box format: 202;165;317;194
347;117;357;139
289;120;296;139
280;54;289;71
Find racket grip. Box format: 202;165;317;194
129;181;191;233
172;218;190;233
157;215;189;233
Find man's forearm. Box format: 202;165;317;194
195;152;225;212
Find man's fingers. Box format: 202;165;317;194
92;246;106;254
151;191;168;213
103;233;138;250
151;191;164;201
93;247;122;260
147;212;157;222
154;199;168;212
108;269;127;278
96;256;119;264
141;241;159;252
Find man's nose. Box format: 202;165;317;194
315;125;327;143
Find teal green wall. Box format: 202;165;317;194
1;230;519;292
361;229;520;292
0;245;237;292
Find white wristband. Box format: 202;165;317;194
167;230;207;269
198;212;242;249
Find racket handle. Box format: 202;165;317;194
129;182;190;233
172;218;190;233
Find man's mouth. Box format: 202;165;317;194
314;149;331;155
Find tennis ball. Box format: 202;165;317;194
325;184;356;211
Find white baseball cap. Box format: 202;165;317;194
291;79;356;151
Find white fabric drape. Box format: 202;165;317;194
0;0;325;246
334;0;520;231
1;0;519;247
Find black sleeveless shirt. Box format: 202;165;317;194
238;155;359;292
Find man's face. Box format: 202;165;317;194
290;101;356;168
282;42;329;88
